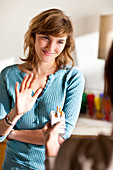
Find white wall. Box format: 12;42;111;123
0;0;113;93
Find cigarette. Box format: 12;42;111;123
59;108;62;113
61;111;64;117
57;106;60;118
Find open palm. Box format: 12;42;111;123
15;74;42;116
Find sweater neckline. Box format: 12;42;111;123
14;64;62;79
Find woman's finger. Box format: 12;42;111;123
32;88;43;100
25;73;34;89
52;122;61;132
20;74;28;92
15;82;19;103
43;122;51;131
43;122;61;135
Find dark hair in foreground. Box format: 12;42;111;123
22;8;75;69
104;41;113;105
54;135;113;170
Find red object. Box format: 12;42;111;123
87;94;95;116
103;97;111;121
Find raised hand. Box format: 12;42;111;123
15;73;42;116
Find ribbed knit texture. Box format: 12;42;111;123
0;64;84;170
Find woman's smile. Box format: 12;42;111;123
42;49;55;56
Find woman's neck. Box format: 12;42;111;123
34;61;57;75
18;61;58;76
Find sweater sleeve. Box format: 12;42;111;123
0;72;11;142
62;69;85;139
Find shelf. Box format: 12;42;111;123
72;116;112;137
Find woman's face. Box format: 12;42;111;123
35;34;67;63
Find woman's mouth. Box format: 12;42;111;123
42;49;55;56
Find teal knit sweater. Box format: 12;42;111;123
0;64;84;170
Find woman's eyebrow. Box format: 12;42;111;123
58;38;67;41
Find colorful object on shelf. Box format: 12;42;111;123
80;92;87;114
102;96;111;121
94;94;104;119
80;91;112;121
87;94;95;116
99;93;105;119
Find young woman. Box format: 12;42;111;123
0;8;84;170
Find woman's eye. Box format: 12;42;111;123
58;41;64;44
42;36;49;40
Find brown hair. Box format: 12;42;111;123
104;41;113;105
22;8;75;69
54;135;113;170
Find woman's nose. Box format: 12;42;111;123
47;41;55;52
